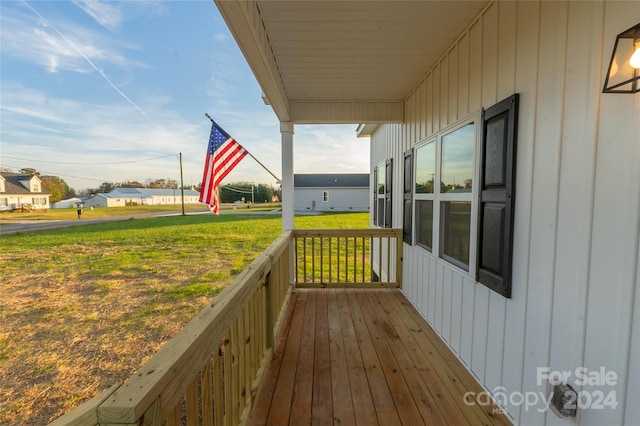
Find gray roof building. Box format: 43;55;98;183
294;173;369;188
293;174;370;212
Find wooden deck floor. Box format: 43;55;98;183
249;289;512;426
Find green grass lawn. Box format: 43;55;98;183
0;211;368;425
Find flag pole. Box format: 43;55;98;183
205;113;281;183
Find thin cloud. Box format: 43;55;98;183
72;0;123;32
0;5;138;74
18;1;168;131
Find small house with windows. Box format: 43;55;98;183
0;173;50;211
294;173;369;212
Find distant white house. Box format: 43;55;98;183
0;173;51;211
294;174;369;212
83;188;202;208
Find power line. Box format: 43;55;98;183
0;164;108;183
221;185;254;194
0;154;177;165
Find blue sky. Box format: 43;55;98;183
0;0;369;191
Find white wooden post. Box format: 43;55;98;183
280;121;294;231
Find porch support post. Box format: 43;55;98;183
280;121;294;231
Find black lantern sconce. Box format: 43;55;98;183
602;22;640;93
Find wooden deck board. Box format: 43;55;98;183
327;290;357;426
335;290;378;426
290;290;316;425
311;291;332;426
249;289;512;426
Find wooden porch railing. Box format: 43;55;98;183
293;228;402;288
49;228;402;426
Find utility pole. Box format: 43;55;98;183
179;152;185;216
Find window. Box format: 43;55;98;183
408;94;518;295
415;140;436;250
403;149;413;243
414;122;476;270
322;191;329;202
439;123;474;270
374;159;393;228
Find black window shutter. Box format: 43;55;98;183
384;159;393;228
477;94;519;298
403;149;413;243
373;167;378;224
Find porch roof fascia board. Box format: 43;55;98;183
215;0;291;121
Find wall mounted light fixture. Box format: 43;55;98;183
602;22;640;93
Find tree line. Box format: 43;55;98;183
218;183;281;204
4;168;280;204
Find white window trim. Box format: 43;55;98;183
413;114;481;276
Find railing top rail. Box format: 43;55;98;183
293;228;402;238
97;231;292;424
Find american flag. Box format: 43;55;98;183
199;122;248;214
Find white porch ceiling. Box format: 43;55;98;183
215;0;489;124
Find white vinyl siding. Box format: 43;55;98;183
370;1;640;425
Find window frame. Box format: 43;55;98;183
322;191;329;202
413;116;481;274
374;159;393;229
414;139;436;251
403;149;413;244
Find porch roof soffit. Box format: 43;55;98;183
214;0;489;125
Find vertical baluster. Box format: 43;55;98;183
328;237;333;284
186;377;199;424
311;237;316;283
293;237;302;282
214;343;224;426
202;359;214;426
387;236;392;284
166;404;179;426
361;236;365;283
345;237;349;284
320;236;324;283
336;237;342;282
352;236;357;284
